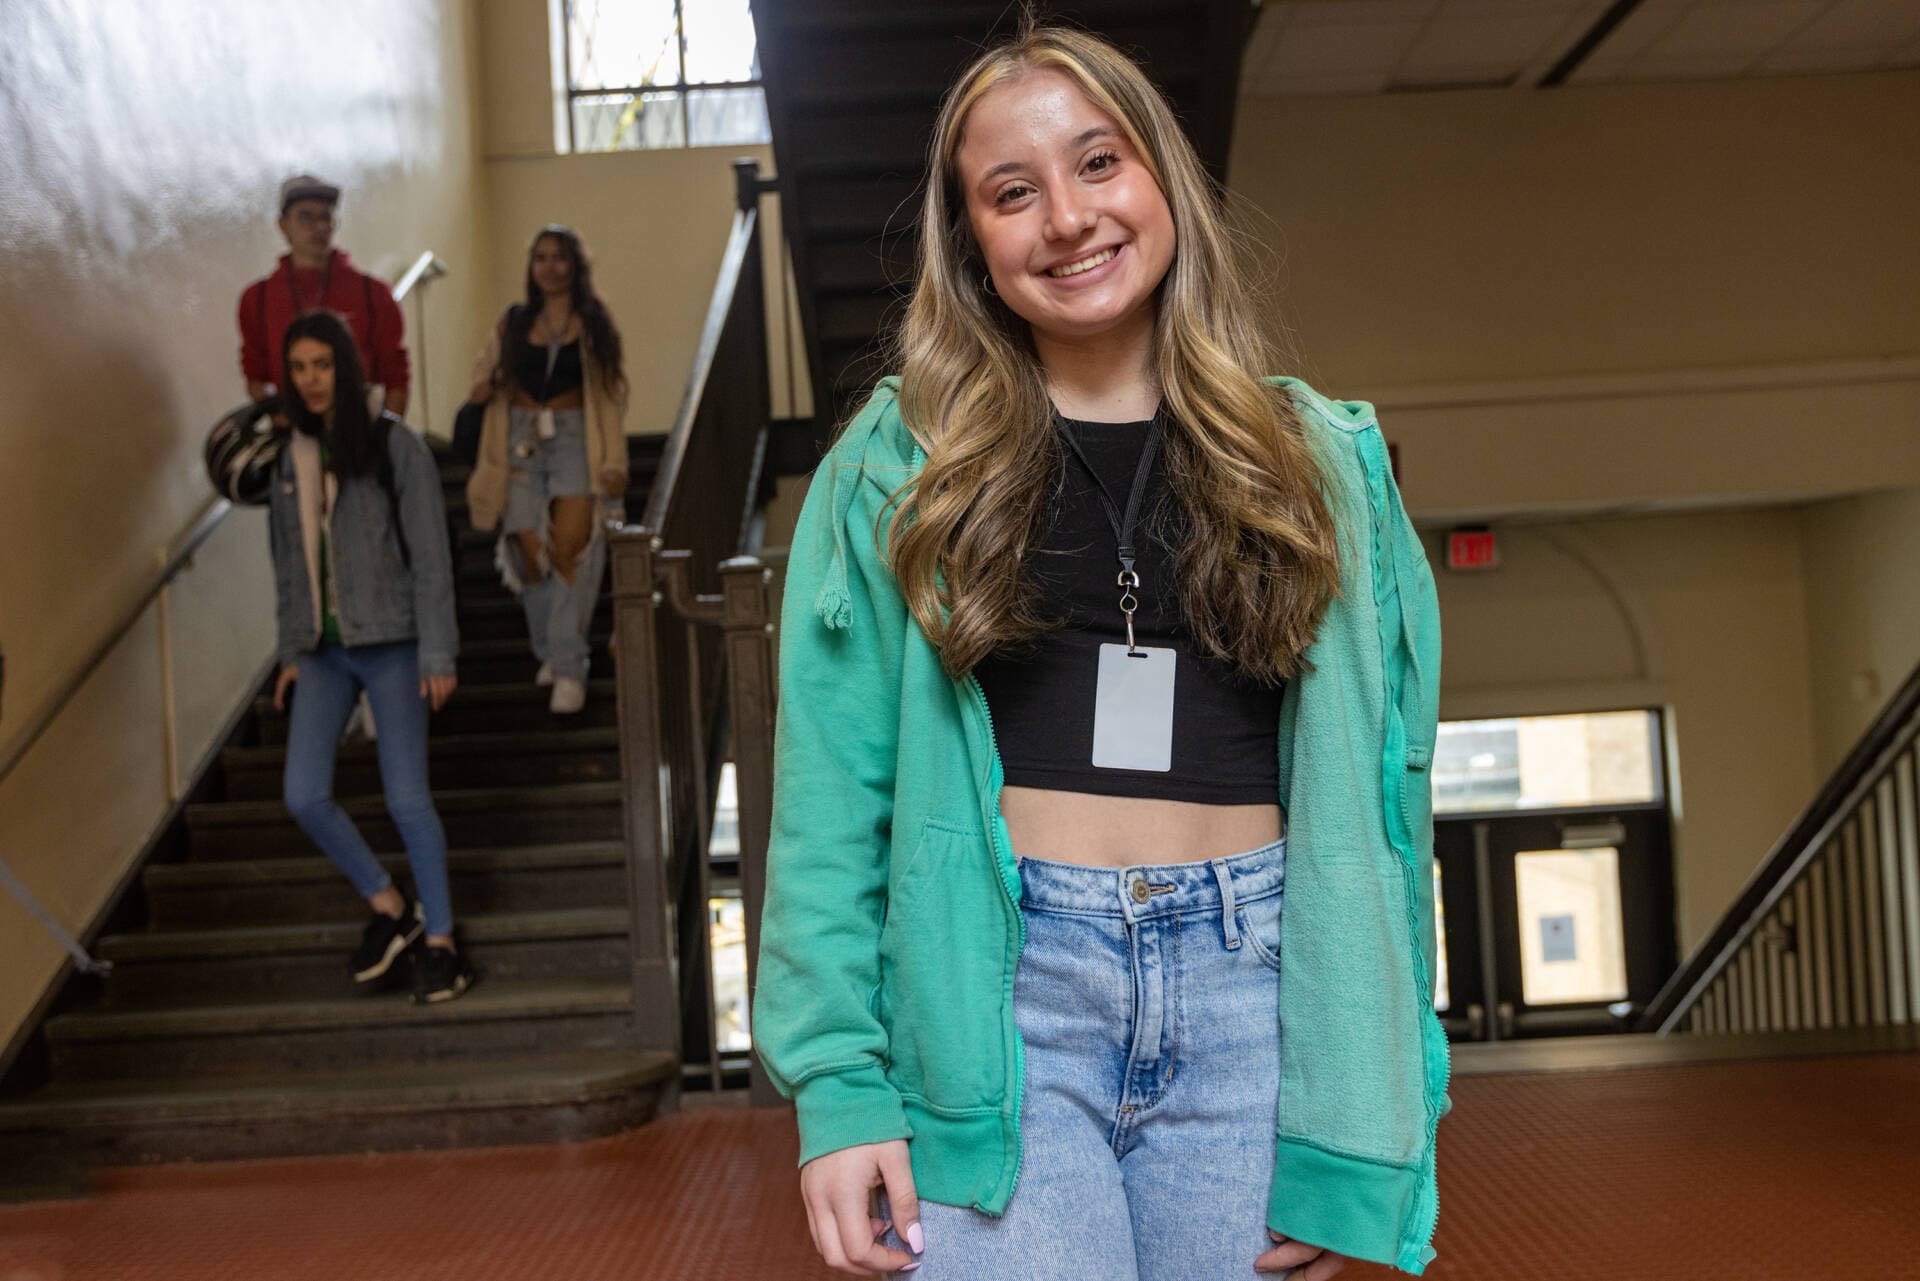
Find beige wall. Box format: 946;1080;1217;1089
482;144;782;432
0;0;492;1055
1798;486;1920;775
1431;510;1818;955
475;0;807;433
1230;72;1920;521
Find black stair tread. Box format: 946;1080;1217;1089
460;636;611;659
96;906;628;964
250;677;614;718
187;779;622;829
45;977;631;1042
146;840;624;891
0;1049;677;1127
224;726;618;769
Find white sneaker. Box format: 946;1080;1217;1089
549;676;586;715
534;662;554;687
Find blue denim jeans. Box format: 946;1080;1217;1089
885;840;1286;1280
501;406;600;683
282;641;454;936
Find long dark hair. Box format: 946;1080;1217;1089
498;225;625;395
281;310;378;477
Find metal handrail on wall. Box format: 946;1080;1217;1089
608;158;784;1102
0;250;448;971
1642;659;1920;1035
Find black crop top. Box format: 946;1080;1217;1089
971;415;1284;805
514;339;583;402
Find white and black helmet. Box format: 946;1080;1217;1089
203;398;286;506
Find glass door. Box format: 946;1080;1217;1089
1427;711;1678;1040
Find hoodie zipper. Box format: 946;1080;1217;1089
965;672;1028;1209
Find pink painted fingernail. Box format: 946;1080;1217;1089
898;1264;921;1274
906;1222;925;1253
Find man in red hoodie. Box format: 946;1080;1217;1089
238;175;410;414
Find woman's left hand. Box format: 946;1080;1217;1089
1255;1231;1348;1278
420;674;458;712
598;468;626;500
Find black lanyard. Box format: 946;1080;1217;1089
1054;408;1163;652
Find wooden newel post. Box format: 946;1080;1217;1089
609;525;683;1077
719;555;782;1106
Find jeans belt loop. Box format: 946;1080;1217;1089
1209;858;1239;949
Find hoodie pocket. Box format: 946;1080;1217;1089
877;817;1007;1110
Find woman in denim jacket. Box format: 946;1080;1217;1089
267;311;472;1003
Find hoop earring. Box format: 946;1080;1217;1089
981;272;998;298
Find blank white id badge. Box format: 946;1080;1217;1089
535;407;557;440
1092;643;1177;772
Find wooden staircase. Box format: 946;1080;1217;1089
753;0;1257;428
0;438;680;1183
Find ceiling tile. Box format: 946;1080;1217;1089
1402;10;1574;67
1795;0;1920;48
1265;20;1425;75
1641;1;1831;61
1273;0;1439;26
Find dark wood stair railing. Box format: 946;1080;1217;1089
609;158;784;1101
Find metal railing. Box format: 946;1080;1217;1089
0;251;448;970
1642;659;1920;1035
608;158;784;1100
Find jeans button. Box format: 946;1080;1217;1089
1130;879;1150;904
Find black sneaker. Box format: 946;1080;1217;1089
350;902;423;984
412;943;475;1004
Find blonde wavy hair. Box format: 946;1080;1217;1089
884;23;1341;684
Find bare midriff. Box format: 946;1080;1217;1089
511;388;585;411
999;785;1282;867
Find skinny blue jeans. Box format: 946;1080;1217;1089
884;840;1286;1280
282;641;453;936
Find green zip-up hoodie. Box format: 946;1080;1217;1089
753;377;1447;1274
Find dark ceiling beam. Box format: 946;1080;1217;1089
1538;0;1648;88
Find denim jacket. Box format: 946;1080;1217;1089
267;419;458;677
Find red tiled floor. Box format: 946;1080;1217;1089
2;1052;1917;1280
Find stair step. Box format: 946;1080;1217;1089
185;780;624;859
251;678;617;743
0;1050;676;1172
144;841;628;927
93;907;629;1003
45;978;636;1082
222;727;620;799
455;635;613;682
459;595;614;640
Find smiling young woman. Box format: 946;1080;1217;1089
754;22;1445;1281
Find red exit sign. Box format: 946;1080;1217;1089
1447;528;1499;571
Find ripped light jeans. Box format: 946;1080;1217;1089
499;405;603;683
882;840;1287;1280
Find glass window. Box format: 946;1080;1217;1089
1433;710;1662;815
557;0;768;152
1513;847;1629;1006
709;894;751;1050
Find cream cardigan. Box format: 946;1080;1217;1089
464;315;628;531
